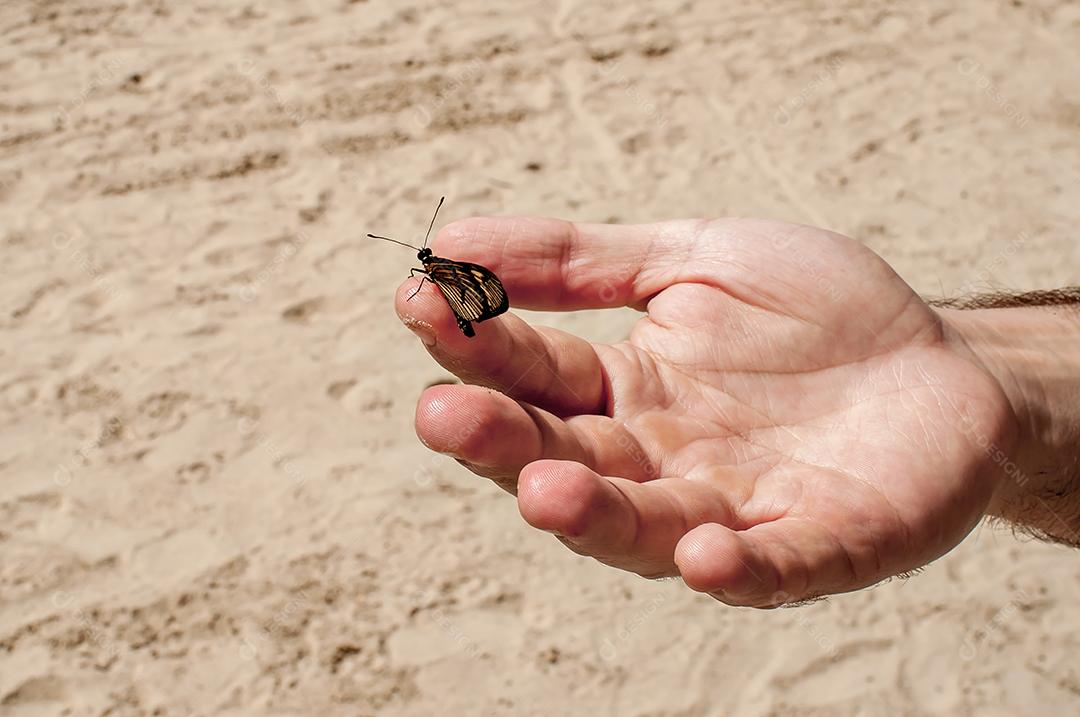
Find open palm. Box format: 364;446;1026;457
395;216;1015;606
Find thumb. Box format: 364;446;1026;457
674;518;860;607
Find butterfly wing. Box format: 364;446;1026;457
464;261;509;321
426;258;509;326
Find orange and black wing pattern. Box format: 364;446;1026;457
425;258;509;337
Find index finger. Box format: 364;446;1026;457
430;216;697;311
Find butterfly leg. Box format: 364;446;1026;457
406;268;429;301
457;317;475;337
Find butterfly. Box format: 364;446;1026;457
367;197;509;338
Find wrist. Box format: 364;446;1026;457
938;303;1080;544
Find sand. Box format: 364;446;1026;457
1;1;1079;715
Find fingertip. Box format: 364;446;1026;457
429;217;500;264
517;460;605;538
413;384;505;460
675;524;778;603
394;276;458;346
413;384;456;450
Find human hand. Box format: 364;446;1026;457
395;216;1018;606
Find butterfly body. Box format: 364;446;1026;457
367;198;509;338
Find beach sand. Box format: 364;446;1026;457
1;1;1079;715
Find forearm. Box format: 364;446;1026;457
937;291;1080;545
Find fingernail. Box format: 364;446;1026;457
402;317;436;347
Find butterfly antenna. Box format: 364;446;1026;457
422;196;445;249
366;233;421;251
